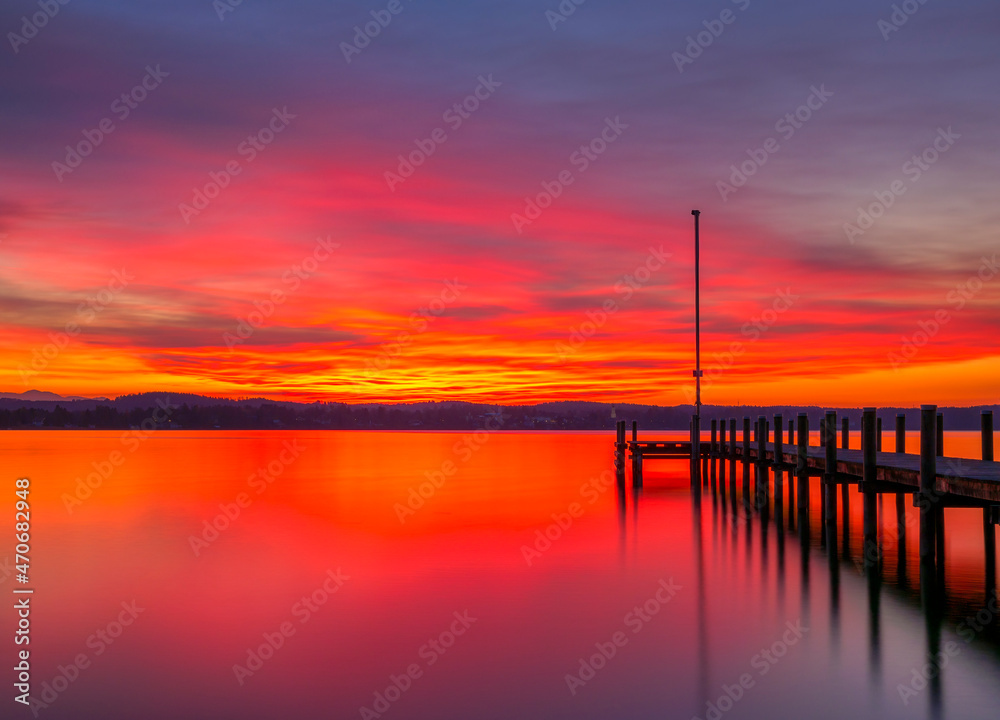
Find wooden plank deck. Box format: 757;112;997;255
730;443;1000;504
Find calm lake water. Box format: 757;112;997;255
3;429;999;719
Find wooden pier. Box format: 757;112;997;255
614;407;1000;575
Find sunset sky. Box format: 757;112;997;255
1;0;998;406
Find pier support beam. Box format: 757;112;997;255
742;417;751;503
984;411;996;597
862;408;879;572
692;414;701;467
895;413;906;561
615;421;626;481
920;405;938;563
840;416;851;553
796;413;809;537
729;418;737;501
824;410;838;555
936;412;944;457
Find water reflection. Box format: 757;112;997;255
684;442;999;720
2;430;998;720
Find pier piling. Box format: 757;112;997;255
920;405;938;562
862;408;878;571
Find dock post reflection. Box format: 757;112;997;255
824;411;840;648
983;411;996;600
729;419;739;515
841;417;851;560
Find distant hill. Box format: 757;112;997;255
0;391;996;430
0;390;96;401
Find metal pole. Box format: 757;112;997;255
692;210;702;416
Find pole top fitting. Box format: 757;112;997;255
691;209;701;216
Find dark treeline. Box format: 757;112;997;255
0;401;603;430
0;394;995;430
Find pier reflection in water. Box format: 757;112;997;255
617;421;999;720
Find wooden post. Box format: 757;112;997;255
824;411;837;551
719;419;726;457
936;412;944;457
729;418;738;499
742;417;751;499
711;419;718;458
920;405;937;561
742;417;751;459
631;420;637;443
774;413;784;467
863;408;878;570
895;413;906;556
825;411;837;478
757;416;767;465
841;416;849;450
796;413;809;516
692;414;701;464
876;417;883;451
773;413;784;517
983;411;995;593
788;418;794;447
